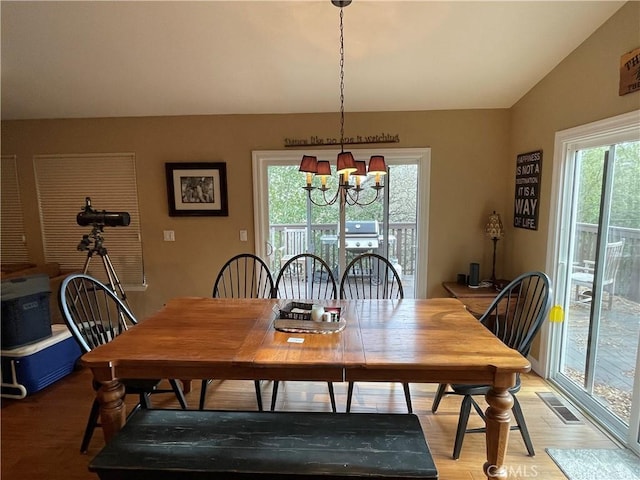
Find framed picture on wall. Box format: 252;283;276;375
165;162;228;216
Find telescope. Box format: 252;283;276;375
75;197;130;309
76;197;130;227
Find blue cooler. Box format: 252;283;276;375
1;324;82;399
1;273;52;349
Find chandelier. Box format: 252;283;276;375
298;0;387;207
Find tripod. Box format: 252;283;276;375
78;225;130;309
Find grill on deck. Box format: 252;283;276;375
344;221;380;250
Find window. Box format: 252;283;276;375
1;155;29;264
33;153;144;287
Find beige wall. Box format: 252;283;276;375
1;110;510;317
507;1;638;276
507;1;639;360
1;2;637;332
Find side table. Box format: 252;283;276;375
442;282;500;318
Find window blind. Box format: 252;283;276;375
33;153;144;287
1;155;30;264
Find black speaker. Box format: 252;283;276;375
469;263;480;286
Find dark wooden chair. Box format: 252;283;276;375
274;252;337;301
201;253;274;410
431;271;552;459
212;252;275;299
272;253;337;412
59;273;187;453
339;252;404;300
339;252;410;413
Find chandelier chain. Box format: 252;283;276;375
299;1;385;208
339;6;345;152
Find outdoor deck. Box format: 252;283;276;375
562;294;640;423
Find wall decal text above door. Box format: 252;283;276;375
284;133;399;147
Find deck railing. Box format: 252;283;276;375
269;222;639;302
269;223;417;277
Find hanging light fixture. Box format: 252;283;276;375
298;0;387;207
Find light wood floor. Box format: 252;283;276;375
1;368;620;480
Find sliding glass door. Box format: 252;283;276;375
252;148;430;298
549;111;640;451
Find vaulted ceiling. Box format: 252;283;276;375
1;1;625;120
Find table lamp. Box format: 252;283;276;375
485;211;504;285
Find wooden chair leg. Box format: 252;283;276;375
512;395;535;456
140;392;151;409
270;381;280;411
80;399;100;453
254;380;263;412
169;379;188;409
453;395;473;460
346;381;355;413
327;382;336;412
199;379;210;410
431;383;448;413
403;383;413;413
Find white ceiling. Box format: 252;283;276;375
0;1;625;121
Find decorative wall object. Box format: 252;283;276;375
513;150;542;230
166;162;228;216
619;46;640;96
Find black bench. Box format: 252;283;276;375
89;409;438;480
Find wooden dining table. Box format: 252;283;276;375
81;297;531;480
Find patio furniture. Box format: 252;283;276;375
279;227;308;271
572;239;625;309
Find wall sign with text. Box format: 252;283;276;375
513;150;542;230
619;46;640;96
284;132;399;147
